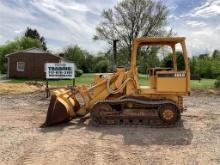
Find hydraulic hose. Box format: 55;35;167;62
106;76;135;94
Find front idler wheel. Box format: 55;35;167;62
158;104;180;125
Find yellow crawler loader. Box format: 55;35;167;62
43;37;190;127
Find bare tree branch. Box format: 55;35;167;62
94;0;171;62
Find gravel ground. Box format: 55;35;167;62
0;91;220;165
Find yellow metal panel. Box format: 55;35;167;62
140;86;156;94
157;77;186;92
114;68;125;88
149;76;155;88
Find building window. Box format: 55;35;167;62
17;62;25;72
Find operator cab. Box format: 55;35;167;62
131;37;190;95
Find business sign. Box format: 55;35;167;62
45;63;75;79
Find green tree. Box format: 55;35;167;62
94;59;110;73
84;54;95;73
161;51;185;70
211;50;220;78
196;54;210;78
25;27;47;50
63;45;86;71
190;56;197;74
212;49;220;58
138;46;160;73
113;48;130;68
94;0;171;63
18;37;43;49
188;50;220;79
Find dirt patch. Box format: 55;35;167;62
191;89;220;96
0;83;43;94
0;91;220;165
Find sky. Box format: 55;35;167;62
0;0;219;56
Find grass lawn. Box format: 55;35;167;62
139;74;149;86
0;74;7;79
8;73;94;86
8;73;216;89
191;79;215;89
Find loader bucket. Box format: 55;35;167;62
42;89;80;127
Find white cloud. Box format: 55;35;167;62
0;0;117;53
32;1;92;37
174;24;220;55
168;0;220;55
0;0;219;55
216;25;220;31
186;0;220;18
14;29;24;34
168;14;180;20
186;20;207;27
0;1;36;21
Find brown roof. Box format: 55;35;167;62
5;47;61;59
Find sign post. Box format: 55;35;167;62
45;63;75;98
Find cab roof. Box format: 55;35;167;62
133;37;185;46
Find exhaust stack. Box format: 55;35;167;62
113;39;119;71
